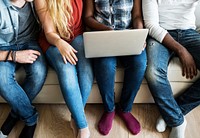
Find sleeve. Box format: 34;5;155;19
142;0;168;43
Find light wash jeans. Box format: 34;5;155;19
45;35;93;129
145;29;200;127
0;41;47;126
94;51;147;112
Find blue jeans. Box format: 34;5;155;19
45;35;93;129
94;51;147;112
0;41;47;126
145;29;200;127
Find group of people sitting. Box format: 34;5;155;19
0;0;199;138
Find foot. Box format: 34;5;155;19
77;127;90;138
98;111;115;135
1;113;18;136
156;116;167;132
116;109;141;135
19;124;37;138
0;131;7;138
70;118;78;138
169;117;187;138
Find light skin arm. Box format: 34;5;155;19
0;0;40;64
83;0;113;31
34;0;78;65
0;50;40;63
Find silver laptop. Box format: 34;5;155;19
83;29;148;58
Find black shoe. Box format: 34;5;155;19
19;124;37;138
1;113;18;135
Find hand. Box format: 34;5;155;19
57;39;78;65
15;50;41;64
178;47;197;79
143;41;147;50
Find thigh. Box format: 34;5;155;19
120;50;147;68
21;41;47;100
0;61;16;89
23;41;47;78
70;35;94;104
71;35;93;80
46;45;79;89
146;37;173;72
180;29;200;69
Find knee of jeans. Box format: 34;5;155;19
30;65;47;84
132;58;147;72
95;58;116;71
145;65;167;83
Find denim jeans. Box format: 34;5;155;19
145;29;200;127
94;50;147;112
0;41;47;126
45;35;93;129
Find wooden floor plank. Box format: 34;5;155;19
0;104;199;138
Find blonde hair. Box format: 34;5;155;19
45;0;73;41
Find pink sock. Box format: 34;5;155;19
117;109;141;135
98;111;115;135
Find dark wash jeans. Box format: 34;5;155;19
0;41;47;126
94;50;147;112
145;29;200;127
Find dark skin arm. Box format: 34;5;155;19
162;34;197;79
83;0;113;31
132;0;144;29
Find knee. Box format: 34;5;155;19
135;57;147;71
31;63;47;84
145;65;167;83
94;58;116;71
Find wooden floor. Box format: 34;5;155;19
0;104;200;138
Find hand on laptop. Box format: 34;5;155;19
57;39;78;65
143;41;147;50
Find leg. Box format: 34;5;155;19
174;29;200;115
116;50;147;135
94;57;117;135
21;41;47;101
71;35;93;107
94;57;116;112
145;37;184;127
18;41;47;138
0;62;38;135
46;46;88;129
119;50;147;111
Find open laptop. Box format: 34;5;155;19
83;29;148;58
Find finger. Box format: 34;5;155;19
186;67;190;79
71;52;78;62
31;56;38;61
189;67;194;79
192;65;197;76
72;48;78;53
62;55;67;64
144;42;147;48
66;55;76;65
26;59;34;64
31;50;41;56
182;66;186;77
31;54;38;59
